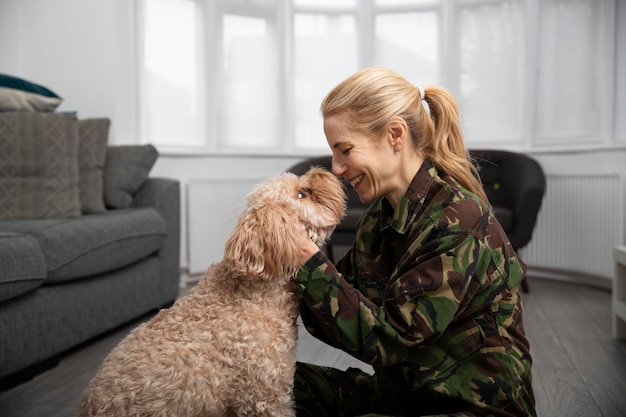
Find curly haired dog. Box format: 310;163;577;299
76;167;345;417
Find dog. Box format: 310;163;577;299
75;167;345;417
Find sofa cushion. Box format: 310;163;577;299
104;145;158;209
0;232;46;302
0;112;81;219
0;207;167;283
78;118;110;214
0;74;62;112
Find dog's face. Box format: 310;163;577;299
224;167;346;279
284;166;347;246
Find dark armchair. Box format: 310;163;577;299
287;150;546;292
469;149;546;292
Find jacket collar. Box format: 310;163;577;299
380;159;438;234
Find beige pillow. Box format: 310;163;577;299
0;74;62;112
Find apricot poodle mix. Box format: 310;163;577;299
76;167;345;417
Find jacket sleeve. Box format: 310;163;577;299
294;230;504;367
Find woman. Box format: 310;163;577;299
294;68;536;417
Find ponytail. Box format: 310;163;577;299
420;86;489;204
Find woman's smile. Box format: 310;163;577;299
348;174;365;189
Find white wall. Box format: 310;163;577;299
1;0;625;278
0;0;139;144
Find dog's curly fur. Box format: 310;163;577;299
76;167;346;417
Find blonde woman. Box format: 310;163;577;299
295;67;536;417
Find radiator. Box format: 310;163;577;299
187;178;263;275
521;174;623;283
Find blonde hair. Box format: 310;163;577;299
320;67;488;204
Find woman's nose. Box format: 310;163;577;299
331;158;345;178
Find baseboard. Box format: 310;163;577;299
527;267;612;290
0;355;60;391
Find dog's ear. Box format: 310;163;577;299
223;202;301;279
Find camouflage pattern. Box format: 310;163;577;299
294;160;536;417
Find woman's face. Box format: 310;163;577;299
324;113;400;204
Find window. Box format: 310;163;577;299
374;11;439;85
617;0;626;144
138;0;205;147
138;0;623;154
293;12;358;149
219;12;280;150
534;0;606;145
456;0;525;144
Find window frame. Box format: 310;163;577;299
136;0;624;156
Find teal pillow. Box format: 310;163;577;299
0;74;62;112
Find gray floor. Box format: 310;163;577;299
1;276;625;417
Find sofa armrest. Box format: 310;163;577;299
133;177;179;212
132;177;181;300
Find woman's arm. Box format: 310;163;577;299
295;231;495;366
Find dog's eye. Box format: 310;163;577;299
297;189;310;199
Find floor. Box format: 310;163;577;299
0;276;625;417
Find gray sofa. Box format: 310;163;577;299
0;112;181;387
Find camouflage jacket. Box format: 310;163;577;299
295;161;536;416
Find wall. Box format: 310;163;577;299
0;0;137;142
1;0;625;283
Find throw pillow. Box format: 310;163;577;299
103;144;159;209
0;74;62;112
78;118;110;214
0;112;81;219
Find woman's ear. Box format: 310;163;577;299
388;116;408;150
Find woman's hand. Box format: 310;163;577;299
297;221;323;265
